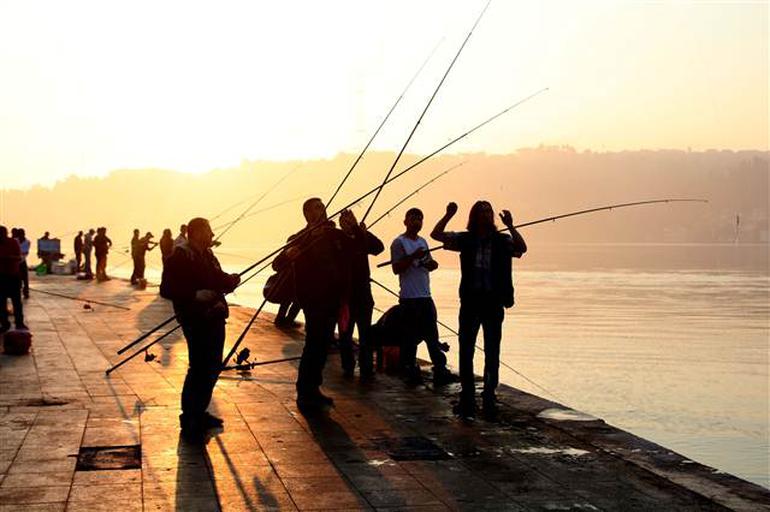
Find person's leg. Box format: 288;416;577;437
275;302;289;324
200;320;226;413
286;302;301;323
180;320;224;431
458;300;482;409
297;306;335;398
338;306;356;377
137;258;146;280
397;300;420;380
421;299;448;371
84;251;92;277
481;301;504;407
0;279;10;330
130;257;138;284
19;261;29;298
357;304;374;376
8;277;24;328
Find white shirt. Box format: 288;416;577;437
174;234;187;248
390;235;432;299
19;239;30;263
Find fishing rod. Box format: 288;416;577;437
325;37;443;210
377;198;709;267
361;0;492;224
113;89;548;358
369;278;563;401
107;323;182;374
368;162;464;229
29;287;131;311
214;164;302;243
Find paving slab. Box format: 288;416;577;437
0;275;768;511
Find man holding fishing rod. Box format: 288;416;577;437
431;201;526;420
273;198;359;410
160;217;240;443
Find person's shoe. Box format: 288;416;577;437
181;425;207;444
433;369;460;387
453;399;476;420
203;412;224;428
296;390;334;409
482;396;499;421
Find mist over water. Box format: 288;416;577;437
125;242;769;488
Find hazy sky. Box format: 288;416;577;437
0;0;767;189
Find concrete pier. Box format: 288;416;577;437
1;276;768;511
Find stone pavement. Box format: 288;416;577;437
1;276;768;511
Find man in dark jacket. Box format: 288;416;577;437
338;214;384;378
0;226;26;332
431;201;527;420
273;198;353;409
73;231;83;272
160;217;240;441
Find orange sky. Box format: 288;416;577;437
0;0;767;189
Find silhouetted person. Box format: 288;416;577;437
82;229;95;279
134;232;156;284
73;231;84;272
432;201;527;420
130;229;141;284
0;226;26;332
338;213;384;379
160;217;240;443
37;231;54;273
174;224;188;248
14;229;30;299
93;227;112;282
390;208;456;386
159;229;174;264
273;198;353;409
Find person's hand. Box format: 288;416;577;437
445;202;458;217
340;209;358;230
284;246;300;260
359;221;367;232
411;248;426;260
230;273;241;286
500;210;514;228
195;289;218;302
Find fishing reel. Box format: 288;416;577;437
221;347;258;373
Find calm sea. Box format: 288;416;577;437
120;243;769;488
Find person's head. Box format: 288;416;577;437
179;224;187;236
133;229;139;237
187;217;213;251
18;228;26;240
77;230;83;236
145;232;153;239
43;231;50;238
88;228;95;235
162;228;172;238
11;228;18;238
467;200;496;234
302;197;327;224
404;207;423;235
0;226;7;240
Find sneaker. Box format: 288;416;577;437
296;390;334;409
482;397;499;421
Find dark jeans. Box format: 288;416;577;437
339;299;374;375
275;302;301;324
296;304;337;396
131;256;145;283
458;294;504;403
399;297;447;372
0;276;24;327
179;319;226;419
19;262;29;296
83;249;93;277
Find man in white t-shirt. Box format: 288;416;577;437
390;207;457;386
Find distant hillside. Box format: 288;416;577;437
1;148;767;261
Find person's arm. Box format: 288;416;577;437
431;202;458;243
499;210;527;257
390;238;422;275
364;228;385;256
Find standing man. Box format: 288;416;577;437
338;213;384;379
160;217;240;442
273;198;353;409
16;229;30;299
134;232;157;284
73;231;84;272
390;208;456;386
431;201;527;420
129;229;141;284
159;229;174;265
93;227;113;282
82;229;95;279
0;226;26;332
174;224;188;248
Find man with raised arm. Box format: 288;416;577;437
431;201;527;420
